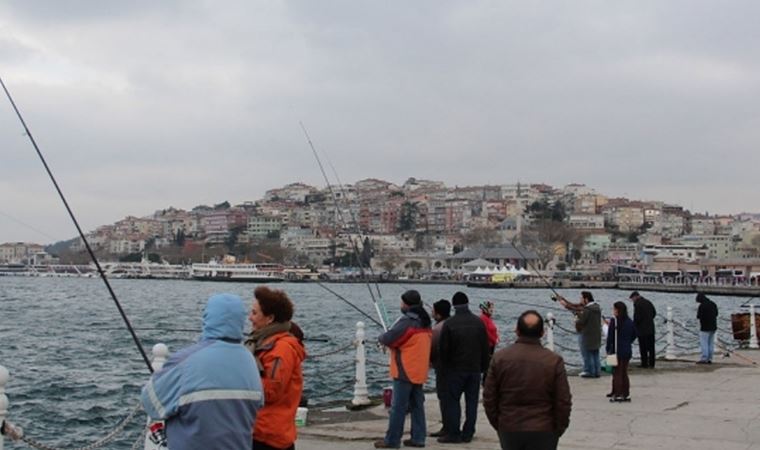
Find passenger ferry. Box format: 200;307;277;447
190;261;285;282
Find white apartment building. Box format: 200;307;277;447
642;244;708;263
568;214;605;230
247;215;282;238
108;238;146;254
0;242;46;263
677;235;734;259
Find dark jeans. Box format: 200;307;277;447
611;358;630;397
638;333;655;368
252;439;295;450
442;370;481;440
498;431;559;450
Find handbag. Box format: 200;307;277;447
605;318;619;367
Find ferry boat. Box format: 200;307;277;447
190;261;285;282
102;261;190;279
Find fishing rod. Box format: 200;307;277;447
321;151;384;301
300;122;389;330
509;235;562;299
0;76;154;373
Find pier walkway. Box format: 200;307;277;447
297;350;760;450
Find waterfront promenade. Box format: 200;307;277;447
297;350;760;450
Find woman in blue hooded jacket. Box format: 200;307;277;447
606;301;637;402
141;293;263;449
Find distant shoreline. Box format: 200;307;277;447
256;278;760;297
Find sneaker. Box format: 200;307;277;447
374;440;400;449
578;371;590;377
605;392;614;398
696;360;708;365
402;439;425;448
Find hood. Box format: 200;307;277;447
201;293;247;341
406;304;432;328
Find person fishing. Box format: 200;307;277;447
555;291;603;378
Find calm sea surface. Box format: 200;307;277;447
0;277;748;448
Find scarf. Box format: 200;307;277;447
245;321;292;372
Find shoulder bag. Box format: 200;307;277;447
605;318;618;367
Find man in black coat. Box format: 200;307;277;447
696;293;719;364
629;291;657;368
438;291;490;444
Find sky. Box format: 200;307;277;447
1;1;758;244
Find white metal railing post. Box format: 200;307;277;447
545;313;555;352
151;344;169;372
352;322;370;406
145;344;170;450
666;307;676;360
0;365;8;450
750;305;759;350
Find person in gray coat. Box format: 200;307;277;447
557;291;602;378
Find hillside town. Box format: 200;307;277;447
2;178;760;281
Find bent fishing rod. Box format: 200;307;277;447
0;76;154;373
300;121;389;330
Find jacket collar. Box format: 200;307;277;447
516;336;542;345
454;304;471;314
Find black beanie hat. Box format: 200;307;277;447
452;291;469;305
401;290;422;306
433;299;451;318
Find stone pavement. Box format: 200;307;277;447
296;350;760;450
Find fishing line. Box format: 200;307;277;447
0;76;153;373
299;121;389;330
0;209;61;242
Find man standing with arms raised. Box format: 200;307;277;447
484;310;572;450
438;291;490;444
629;291;657;368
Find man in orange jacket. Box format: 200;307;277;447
374;290;433;449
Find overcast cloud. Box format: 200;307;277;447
1;1;758;243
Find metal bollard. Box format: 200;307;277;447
0;365;8;450
545;313;555;352
750;305;759;350
352;322;370;406
666;307;675;360
145;344;170;450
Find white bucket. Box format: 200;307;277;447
295;407;308;427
